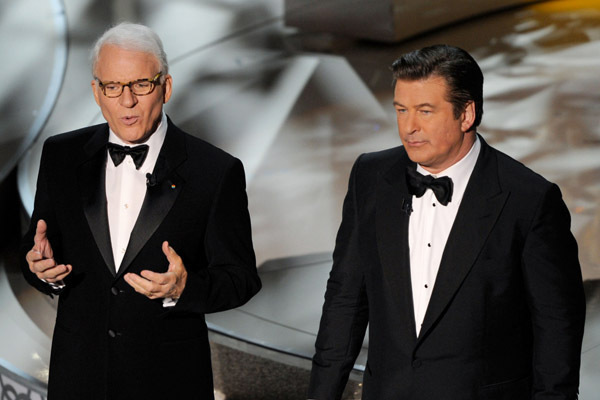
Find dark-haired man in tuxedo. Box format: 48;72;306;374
21;22;260;400
309;44;585;400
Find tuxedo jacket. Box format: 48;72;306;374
20;120;261;400
309;135;585;400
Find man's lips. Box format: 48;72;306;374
405;140;427;147
120;116;139;125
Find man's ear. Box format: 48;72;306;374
91;79;101;106
162;74;173;104
461;101;476;132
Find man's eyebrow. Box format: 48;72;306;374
416;102;435;108
392;101;436;108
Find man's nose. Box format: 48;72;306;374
404;113;418;134
119;86;137;108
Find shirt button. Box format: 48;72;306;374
124;203;129;209
121;248;126;254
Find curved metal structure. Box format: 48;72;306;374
0;0;67;183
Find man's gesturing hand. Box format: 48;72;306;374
124;241;188;300
25;219;72;283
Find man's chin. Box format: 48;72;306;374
404;149;424;165
113;128;149;145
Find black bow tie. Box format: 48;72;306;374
107;142;149;170
406;168;454;206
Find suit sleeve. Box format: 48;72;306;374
174;157;261;314
20;139;65;296
309;155;369;400
522;183;586;399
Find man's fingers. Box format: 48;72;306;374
161;241;171;259
36;264;71;281
140;269;172;285
26;249;43;263
126;242;186;300
124;273;166;299
30;258;57;274
162;241;182;268
123;273;150;296
125;271;178;299
32;219;53;259
28;220;71;281
33;220;48;249
53;265;73;281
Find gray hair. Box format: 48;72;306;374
91;22;169;76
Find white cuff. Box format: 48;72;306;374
162;297;178;308
41;278;65;290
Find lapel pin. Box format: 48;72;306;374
171;184;176;189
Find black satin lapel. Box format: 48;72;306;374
418;139;509;342
116;123;186;278
376;159;418;346
79;127;116;276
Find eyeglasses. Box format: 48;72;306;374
95;72;163;98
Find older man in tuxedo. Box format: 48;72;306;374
308;45;585;400
21;22;260;400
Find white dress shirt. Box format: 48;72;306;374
409;136;481;337
106;113;167;271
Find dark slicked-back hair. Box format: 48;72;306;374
391;44;484;130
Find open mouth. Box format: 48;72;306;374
121;116;139;125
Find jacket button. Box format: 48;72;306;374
412;359;422;368
108;329;117;338
111;287;119;295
